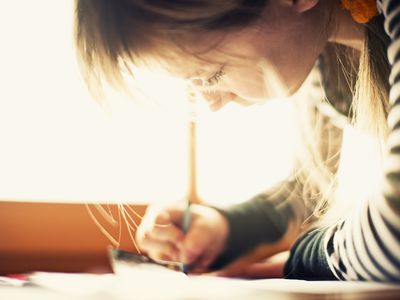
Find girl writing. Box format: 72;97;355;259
74;0;400;281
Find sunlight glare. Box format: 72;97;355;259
0;1;296;206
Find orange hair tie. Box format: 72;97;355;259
341;0;379;23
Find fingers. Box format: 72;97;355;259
136;204;228;273
181;228;204;264
181;220;213;265
139;236;180;262
187;253;217;274
180;206;229;269
149;205;188;228
151;224;184;245
152;212;185;244
136;206;186;262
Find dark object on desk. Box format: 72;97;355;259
108;248;183;272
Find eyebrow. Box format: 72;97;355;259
186;65;225;81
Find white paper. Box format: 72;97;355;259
2;270;399;300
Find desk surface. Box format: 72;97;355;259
0;286;399;300
1;273;399;300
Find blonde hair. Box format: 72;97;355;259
293;14;390;222
353;16;390;138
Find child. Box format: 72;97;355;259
74;0;400;281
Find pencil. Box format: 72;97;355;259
181;88;199;274
181;202;191;274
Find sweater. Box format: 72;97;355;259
213;0;400;282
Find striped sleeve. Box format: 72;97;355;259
323;0;400;282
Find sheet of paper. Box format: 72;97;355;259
9;256;400;300
244;278;400;294
27;272;117;298
25;271;266;300
108;249;400;297
24;271;400;300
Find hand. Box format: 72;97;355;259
209;251;289;279
135;203;229;271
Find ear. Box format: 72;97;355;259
291;0;320;13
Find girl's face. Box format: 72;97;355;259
163;0;331;111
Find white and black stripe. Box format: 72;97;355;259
324;0;400;282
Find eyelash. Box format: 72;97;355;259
205;67;225;86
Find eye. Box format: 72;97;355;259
205;67;225;86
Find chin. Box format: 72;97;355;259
227;92;264;105
284;83;304;97
262;77;306;100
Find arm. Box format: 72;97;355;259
210;78;346;271
284;0;400;281
210;177;312;270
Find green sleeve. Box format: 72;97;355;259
210;195;287;269
210;179;307;269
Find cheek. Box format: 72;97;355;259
224;71;268;101
267;54;316;96
261;34;326;96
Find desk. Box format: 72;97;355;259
1;273;399;300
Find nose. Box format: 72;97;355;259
200;91;238;111
189;78;205;87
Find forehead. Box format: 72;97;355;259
133;21;264;81
151;30;261;78
162;60;221;79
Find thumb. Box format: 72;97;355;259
163;205;187;227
